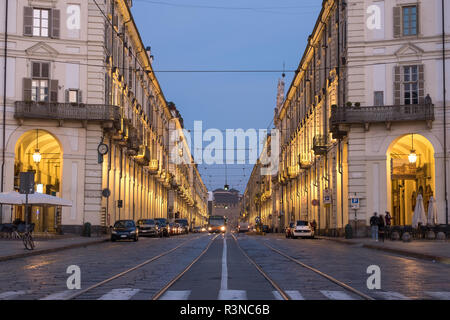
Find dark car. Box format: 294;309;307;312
285;222;295;238
262;225;270;233
137;219;160;237
111;220;138;242
155;218;170;237
175;219;189;234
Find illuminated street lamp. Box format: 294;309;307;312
408;134;417;164
33;149;42;164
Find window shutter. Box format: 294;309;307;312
78;90;83;104
65;89;69;103
393;7;401;38
394;66;401;105
32;62;41;78
23;7;33;36
23;78;32;101
50;80;58;102
418;65;425;104
41;63;49;78
51;9;60;38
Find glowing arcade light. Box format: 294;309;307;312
408;134;417;164
33;148;42;164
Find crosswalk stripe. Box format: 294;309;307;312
218;290;247;300
98;288;141;300
160;290;191;300
0;291;28;300
425;292;450;300
40;290;76;300
375;291;410;300
272;291;283;300
286;290;305;300
320;290;355;300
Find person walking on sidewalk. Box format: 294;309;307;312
370;212;379;241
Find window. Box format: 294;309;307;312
374;91;384;106
33;8;49;37
402;6;417;36
68;89;79;103
403;66;419;105
31;62;50;102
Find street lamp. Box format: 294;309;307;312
33;129;41;164
408;134;417;164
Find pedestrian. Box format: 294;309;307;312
385;211;392;226
310;220;317;233
378;214;385;242
370;212;379;241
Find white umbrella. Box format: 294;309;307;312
0;191;72;207
412;193;426;228
427;196;438;226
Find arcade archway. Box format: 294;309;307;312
386;134;435;226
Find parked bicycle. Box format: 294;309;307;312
17;223;35;250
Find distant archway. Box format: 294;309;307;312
386;134;435;226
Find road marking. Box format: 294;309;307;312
425;292;450;300
320;290;355;300
98;288;140;300
221;234;228;291
218;290;247;300
375;291;410;300
286;290;305;300
0;291;28;300
272;291;284;300
160;290;191;300
40;290;76;300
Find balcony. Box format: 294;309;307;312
146;159;159;174
134;146;150;166
312;135;328;155
330;103;434;132
15;101;120;122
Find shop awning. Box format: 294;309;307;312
0;192;72;207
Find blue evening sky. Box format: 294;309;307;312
132;0;323;192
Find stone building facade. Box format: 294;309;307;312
245;0;450;236
0;0;208;233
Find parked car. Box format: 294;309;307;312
192;226;202;233
238;222;249;233
262;225;270;233
175;219;189;234
291;220;314;239
111;220;139;242
155;218;170;237
285;222;295;238
168;222;180;236
136;219;160;237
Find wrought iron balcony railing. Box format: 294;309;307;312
330;103;434;127
15;101;121;122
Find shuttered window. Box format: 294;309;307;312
23;7;59;38
374;91;384;106
394;5;418;38
394;65;424;105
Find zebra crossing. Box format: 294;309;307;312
1;288;448;300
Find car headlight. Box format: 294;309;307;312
220;226;225;231
208;227;212;231
111;230;117;234
130;230;136;234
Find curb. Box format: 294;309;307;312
318;236;450;264
0;238;110;262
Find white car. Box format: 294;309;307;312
238;222;249;233
292;220;314;239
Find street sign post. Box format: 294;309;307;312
19;172;35;226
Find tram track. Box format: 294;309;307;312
64;234;211;300
232;234;375;300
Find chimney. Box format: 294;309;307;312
146;46;154;64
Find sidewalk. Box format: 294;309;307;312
318;236;450;264
0;235;109;262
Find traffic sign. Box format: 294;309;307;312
350;197;360;209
